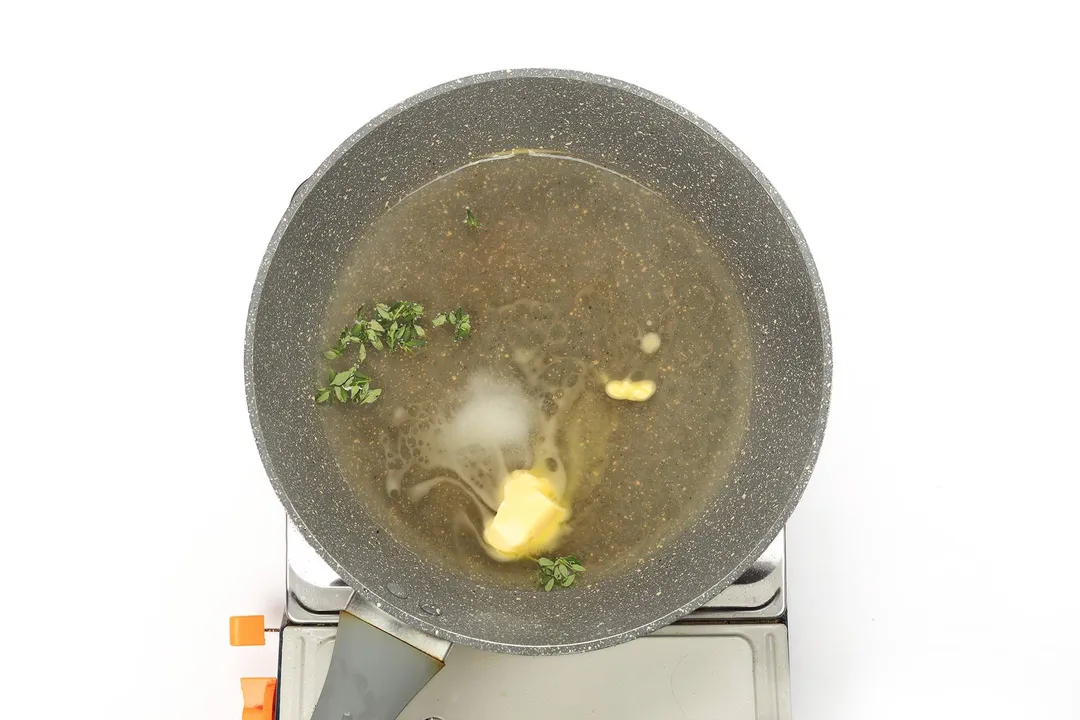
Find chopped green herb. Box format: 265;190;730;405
380;301;427;352
317;300;471;407
432;306;471;340
314;366;380;406
536;556;585;591
464;206;481;228
327;302;427;359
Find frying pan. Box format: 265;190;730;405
246;69;830;718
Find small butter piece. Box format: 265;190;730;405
483;470;567;556
604;379;657;402
640;332;661;355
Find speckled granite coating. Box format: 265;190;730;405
245;69;831;655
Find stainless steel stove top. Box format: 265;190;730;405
277;521;791;719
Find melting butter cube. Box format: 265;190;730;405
604;379;657;402
483;470;568;556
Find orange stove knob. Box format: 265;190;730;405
230;615;266;646
240;677;276;720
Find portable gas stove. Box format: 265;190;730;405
231;519;791;719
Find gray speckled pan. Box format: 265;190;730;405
245;69;831;655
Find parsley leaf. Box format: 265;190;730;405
536;556;585;591
325;302;427;361
317;301;472;407
433;306;471;340
314;365;380;406
464;206;481;228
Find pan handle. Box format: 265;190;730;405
310;592;452;720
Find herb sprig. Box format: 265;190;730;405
325;302;427;361
376;301;427;352
432;307;471;340
316;300;473;407
315;367;382;406
536;556;585;591
464;206;481;228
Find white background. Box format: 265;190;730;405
2;2;1078;718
